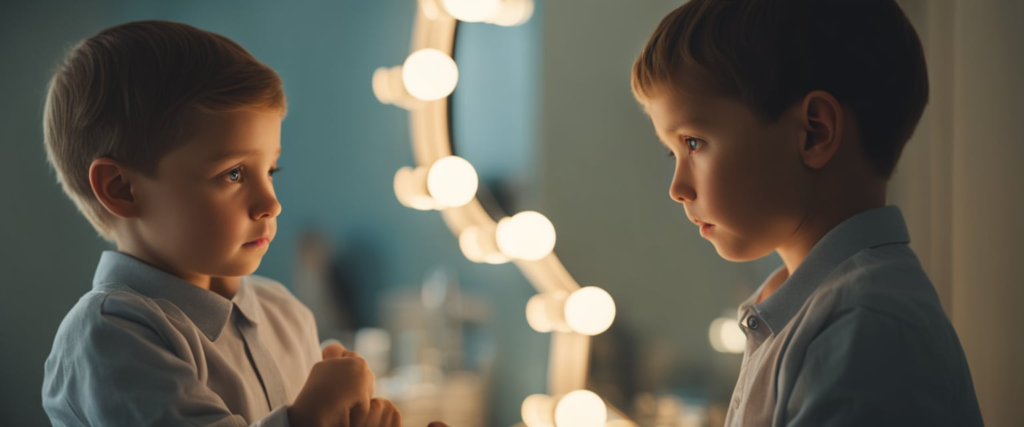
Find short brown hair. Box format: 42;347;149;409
44;20;287;241
632;0;928;179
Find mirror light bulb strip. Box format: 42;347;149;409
373;2;625;425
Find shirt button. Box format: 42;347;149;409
747;316;759;329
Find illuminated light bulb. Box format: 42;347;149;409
719;318;746;353
564;287;616;336
461;223;509;264
372;67;395;104
402;49;459;101
525;294;554;333
544;291;571;332
372;65;421;110
521;394;555;427
483;251;510;265
708;316;745;354
394;167;435;211
554;390;607;427
427;156;478;208
459;227;486;263
442;0;501;22
418;0;442;20
495;211;556;260
486;0;534;26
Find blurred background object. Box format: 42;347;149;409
1;0;1021;426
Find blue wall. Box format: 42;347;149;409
0;1;547;425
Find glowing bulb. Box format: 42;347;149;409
394;167;435;210
442;0;501;22
402;49;459;101
525;294;554;333
459;227;485;263
459;223;508;264
496;211;556;260
719;318;746;353
372;67;394;104
709;317;745;354
483;251;510;265
427;156;478;208
418;0;442;20
487;0;534;26
564;287;616;336
521;394;554;427
554;390;606;427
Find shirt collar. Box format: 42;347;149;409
231;275;264;326
92;251;260;340
742;205;911;335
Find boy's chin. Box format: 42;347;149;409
711;240;774;263
216;257;263;277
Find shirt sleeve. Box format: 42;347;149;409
783;306;954;427
42;292;291;427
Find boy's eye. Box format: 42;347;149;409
666;149;676;159
685;137;703;152
226;167;242;183
269;167;281;178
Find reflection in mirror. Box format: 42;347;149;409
452;1;783;426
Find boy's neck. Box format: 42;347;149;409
757;188;886;305
114;240;241;300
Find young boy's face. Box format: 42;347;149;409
646;88;813;262
131;110;283;279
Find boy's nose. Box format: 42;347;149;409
251;186;282;220
670;175;696;203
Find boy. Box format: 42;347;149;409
41;20;419;427
631;0;983;426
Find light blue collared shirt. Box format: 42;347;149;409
43;251;321;426
724;205;983;426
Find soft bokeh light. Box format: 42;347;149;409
525;294;554;333
402;49;459;101
495;211;556;260
554;390;607;427
489;0;534;26
458;226;486;263
564;287;616;336
393;166;436;211
521;393;554;427
458;223;509;264
427;156;478;208
708;316;745;354
483;251;511;265
372;65;419;109
442;0;501;22
372;66;394;104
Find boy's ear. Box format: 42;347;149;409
797;90;844;170
89;157;142;219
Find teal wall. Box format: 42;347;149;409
0;1;546;425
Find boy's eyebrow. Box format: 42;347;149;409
207;148;282;163
656;118;710;144
666;118;708;134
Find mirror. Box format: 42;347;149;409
450;1;784;425
450;20;539;218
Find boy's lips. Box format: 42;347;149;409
243;236;271;248
699;223;715;239
692;219;715;239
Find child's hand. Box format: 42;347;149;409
287;343;374;427
350;397;401;427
